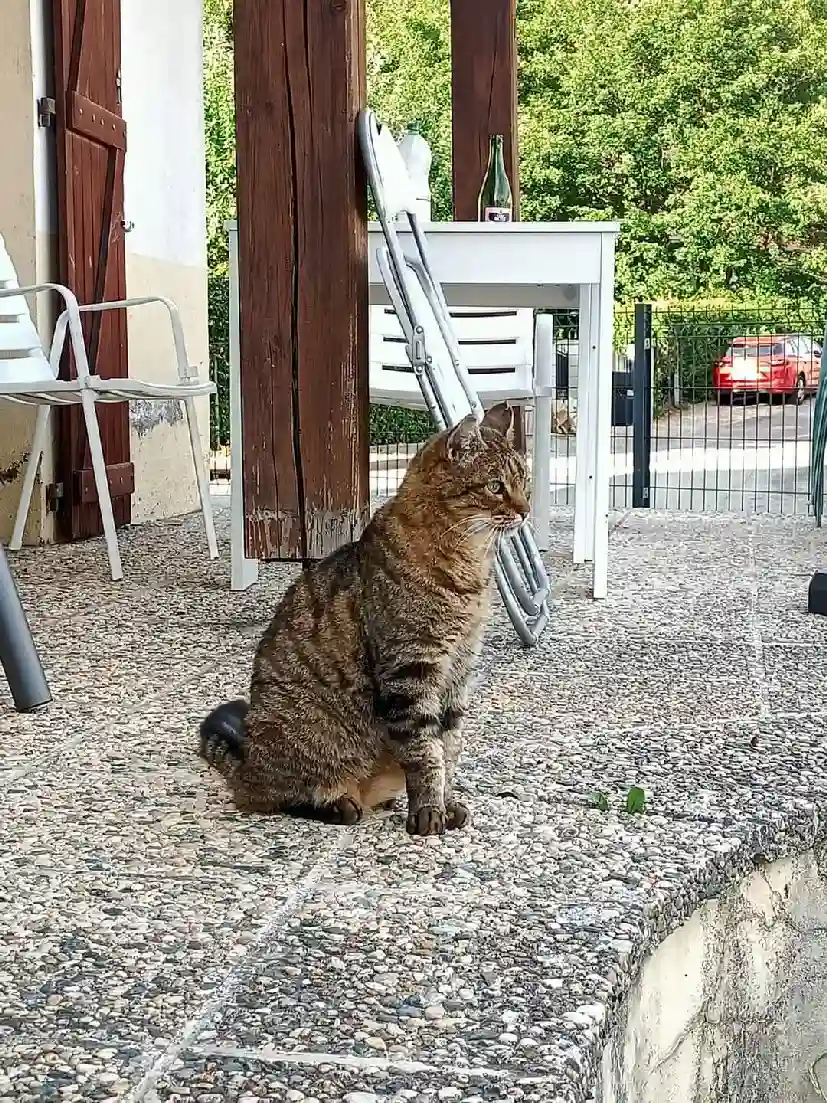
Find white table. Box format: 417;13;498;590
226;219;619;598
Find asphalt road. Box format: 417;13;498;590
607;396;816;514
367;397;819;515
651;394;815;448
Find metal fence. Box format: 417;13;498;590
208;277;231;484
618;304;823;515
207;288;824;516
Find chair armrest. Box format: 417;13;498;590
533;313;556;396
0;283;92;381
0;281;79;306
54;295;193;381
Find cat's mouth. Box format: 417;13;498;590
495;516;525;533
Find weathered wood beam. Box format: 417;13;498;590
450;0;524;448
234;0;369;561
450;0;520;220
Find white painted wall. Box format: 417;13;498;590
0;0;210;542
120;0;208;274
0;0;56;544
119;0;210;523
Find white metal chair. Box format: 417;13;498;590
371;303;537;407
0;232;218;581
360;109;551;646
370;303;555;545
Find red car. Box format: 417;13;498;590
713;334;823;404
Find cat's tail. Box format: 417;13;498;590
199;698;249;776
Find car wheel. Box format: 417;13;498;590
785;375;807;405
716;390;731;406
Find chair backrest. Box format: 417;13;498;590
370;303;535;408
359;110;419;222
361;107;530;423
377;247;477;429
0;234;52;385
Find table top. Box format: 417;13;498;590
226;218;619;308
367;221;617;309
368;219;621;236
225;218;620;235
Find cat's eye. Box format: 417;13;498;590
488;479;504;494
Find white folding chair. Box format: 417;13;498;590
371;302;555;546
371;303;538;406
0;232;218;581
359;109;551;646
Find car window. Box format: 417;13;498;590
785;339;801;357
730;342;783;358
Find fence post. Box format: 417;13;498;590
632;302;653;508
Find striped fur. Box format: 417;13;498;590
198;403;529;835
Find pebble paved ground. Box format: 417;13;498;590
2;506;827;1103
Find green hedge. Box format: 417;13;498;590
207;276;230;449
369;405;433;446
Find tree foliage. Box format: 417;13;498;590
203;0;827;308
203;0;235;276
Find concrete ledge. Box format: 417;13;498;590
598;848;827;1103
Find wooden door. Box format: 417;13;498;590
53;0;133;540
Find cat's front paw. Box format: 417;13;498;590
445;800;470;830
406;805;446;836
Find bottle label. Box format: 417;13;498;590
483;207;512;223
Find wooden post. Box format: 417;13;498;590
450;0;524;449
234;0;369;561
450;0;519;221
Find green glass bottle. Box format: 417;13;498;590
477;134;513;222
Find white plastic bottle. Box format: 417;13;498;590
396;123;432;222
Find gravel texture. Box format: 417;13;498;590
1;505;826;1101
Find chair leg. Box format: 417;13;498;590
183;397;219;560
80;391;123;581
9;405;51;551
532;396;552;552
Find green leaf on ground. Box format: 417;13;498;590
625;786;646;814
588;790;610;812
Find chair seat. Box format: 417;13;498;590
0;378;83;404
0;375;215;405
88;375;216;401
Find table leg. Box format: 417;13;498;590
228;225;259;592
0;542;51;712
574;285;597;564
591;235;617;599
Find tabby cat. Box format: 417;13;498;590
199;402;529;836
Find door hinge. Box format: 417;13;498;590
37;97;56;128
116;69;122;104
45;482;64;512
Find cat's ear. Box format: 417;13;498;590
445;414;483;462
481;401;514;441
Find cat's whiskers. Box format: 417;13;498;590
442;514;492;552
482;528;500;559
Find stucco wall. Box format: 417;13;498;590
120;0;210;524
0;0;57;544
0;0;209;542
597;848;827;1103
